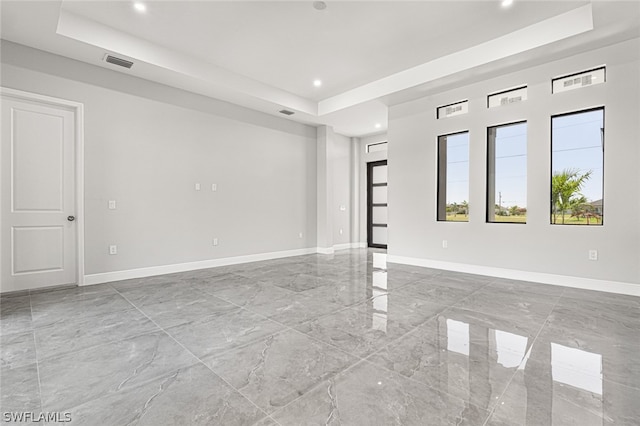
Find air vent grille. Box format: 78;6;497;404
104;55;134;69
279;109;295;116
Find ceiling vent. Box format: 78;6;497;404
279;109;295;116
103;54;134;69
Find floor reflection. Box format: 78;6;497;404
371;256;388;333
2;248;637;424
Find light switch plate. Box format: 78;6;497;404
108;200;116;210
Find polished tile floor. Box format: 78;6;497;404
1;249;638;425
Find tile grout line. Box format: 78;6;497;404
113;288;275;424
140;265;442;419
115;272;561;416
268;295;488;419
28;287;157;363
30;254;594;424
480;289;566;426
27;293;44;416
113;280;300;363
268;298;490;422
266;355;375;420
233;270;497;417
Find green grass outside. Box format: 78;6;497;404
492;215;526;223
444;214;469;222
550;215;602;225
443;214;602;225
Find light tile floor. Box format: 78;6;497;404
1;249;638;425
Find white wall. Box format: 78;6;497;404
387;38;640;286
1;41;318;278
332;132;352;246
316;126;355;251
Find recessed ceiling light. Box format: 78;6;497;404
313;79;322;87
133;2;147;13
375;123;382;129
501;0;513;7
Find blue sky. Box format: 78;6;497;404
443;109;603;209
444;132;469;206
552;109;604;203
493;122;527;208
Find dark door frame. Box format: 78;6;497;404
367;160;388;249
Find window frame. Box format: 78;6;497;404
437;130;470;222
436;100;469;119
550;106;605;226
366;141;388;153
486;86;528;109
551;66;606;94
486;120;528;224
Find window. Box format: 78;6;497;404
436;100;468;119
487;121;527;223
437;131;469;221
487;86;527;109
551;108;604;225
366;141;387;153
552;66;605;94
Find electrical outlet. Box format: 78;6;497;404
211;183;217;192
442;240;448;249
339;228;343;235
298;232;303;239
195;183;201;191
108;200;116;210
588;250;598;261
212;238;219;246
109;245;117;255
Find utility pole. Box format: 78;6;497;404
498;191;502;212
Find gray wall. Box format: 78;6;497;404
388;38;640;285
1;41;318;275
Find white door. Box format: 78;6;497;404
1;94;77;293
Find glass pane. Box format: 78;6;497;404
372;226;387;245
487;122;527;223
372;165;388;184
372;186;387;204
372;206;388;224
551;108;604;225
438;132;469;221
553;67;605;94
367;142;388;153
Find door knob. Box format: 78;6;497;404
67;216;75;222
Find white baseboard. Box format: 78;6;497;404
83;247;317;286
332;242;366;251
386;255;640;297
316;247;335;255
